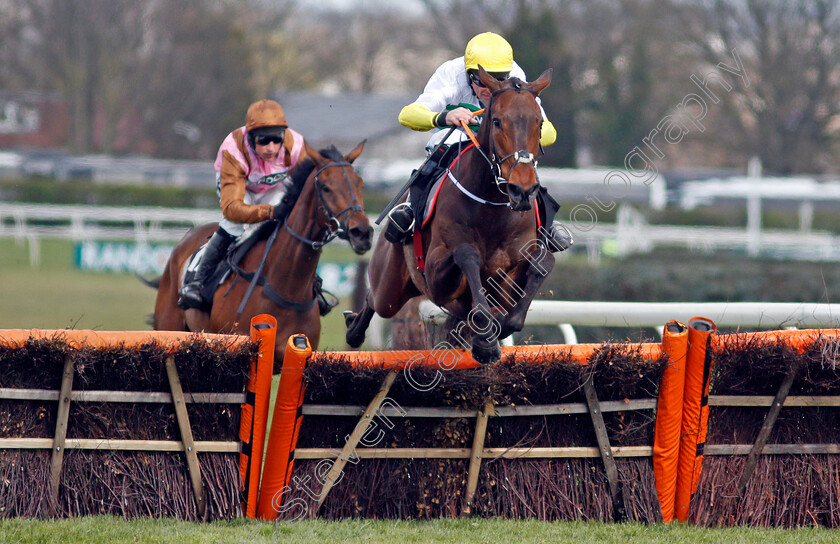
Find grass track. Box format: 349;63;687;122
0;517;838;544
0;238;354;349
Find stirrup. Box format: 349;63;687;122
543;222;573;253
313;275;339;316
384;203;415;244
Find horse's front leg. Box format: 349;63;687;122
497;243;556;339
345;290;376;348
450;244;502;365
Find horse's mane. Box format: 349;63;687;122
288;145;344;188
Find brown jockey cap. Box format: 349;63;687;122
245;99;287;134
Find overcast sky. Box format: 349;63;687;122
313;0;426;14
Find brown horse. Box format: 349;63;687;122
345;67;555;364
153;141;372;368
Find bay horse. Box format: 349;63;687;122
345;67;555;364
153;141;372;369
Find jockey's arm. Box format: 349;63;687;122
399;102;557;147
540;119;557;147
398;103;444;131
218;152;274;224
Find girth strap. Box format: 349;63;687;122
413;228;425;275
230;263;317;312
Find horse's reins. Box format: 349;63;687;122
234;160;362;317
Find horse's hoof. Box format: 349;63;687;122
346;331;365;349
344;312;366;348
343;310;356;328
471;339;501;366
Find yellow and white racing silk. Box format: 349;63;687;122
398;56;556;149
214;126;305;227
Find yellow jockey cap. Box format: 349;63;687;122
464;32;513;73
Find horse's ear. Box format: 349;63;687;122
528;68;553;96
477;65;504;93
303;140;326;166
345;139;366;164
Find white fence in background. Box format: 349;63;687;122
406;299;840;347
0;202;218;242
5;202;840;264
0;203;219;266
4;201;840;271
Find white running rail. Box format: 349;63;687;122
0;202;219;243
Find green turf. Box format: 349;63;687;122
0;237;358;349
0;517;837;544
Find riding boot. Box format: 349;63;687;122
177;229;235;310
384;145;448;244
384;204;415;244
536;186;574;253
312;274;338;316
543;221;574;252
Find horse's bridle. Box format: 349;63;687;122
474;80;544;194
284;160;364;250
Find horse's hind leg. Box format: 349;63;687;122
153;261;188;331
345;233;421;348
451;244;501;365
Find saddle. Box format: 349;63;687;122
412;143;463;227
183;221;337;314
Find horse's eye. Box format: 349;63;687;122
321;185;331;194
493;118;502;128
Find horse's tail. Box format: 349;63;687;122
136;274;161;290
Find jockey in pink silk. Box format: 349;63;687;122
178;99;309;311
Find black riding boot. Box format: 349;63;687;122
536;187;573;252
542;221;574;252
177;228;235;310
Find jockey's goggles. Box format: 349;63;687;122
468;70;509;88
255;131;285;146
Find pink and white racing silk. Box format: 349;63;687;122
214;127;305;195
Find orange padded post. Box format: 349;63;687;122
238;314;277;519
257;333;311;520
674;316;716;522
653;320;689;523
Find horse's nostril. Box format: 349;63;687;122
526;185;539;200
350;226;371;239
507;184;525;199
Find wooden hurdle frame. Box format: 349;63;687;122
0;327;261;519
256;324;840;524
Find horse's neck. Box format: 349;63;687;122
457;146;502;201
265;183;324;291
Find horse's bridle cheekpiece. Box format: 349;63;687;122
285;161;363;249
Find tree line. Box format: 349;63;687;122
1;0;838;175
